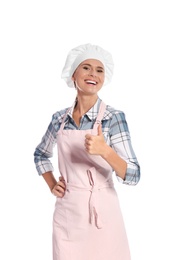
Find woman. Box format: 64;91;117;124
34;43;140;260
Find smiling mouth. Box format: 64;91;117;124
85;80;97;85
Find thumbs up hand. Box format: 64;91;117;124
85;124;107;155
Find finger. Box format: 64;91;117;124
59;176;65;182
52;189;64;198
57;180;66;188
55;185;65;193
85;134;92;139
85;139;92;151
85;138;91;145
52;184;65;197
97;124;102;136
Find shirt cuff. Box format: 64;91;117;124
116;163;140;185
36;162;54;175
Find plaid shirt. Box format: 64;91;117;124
34;98;140;185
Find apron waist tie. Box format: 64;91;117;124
87;168;114;229
89;185;103;229
66;169;114;229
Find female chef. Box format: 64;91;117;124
34;43;140;260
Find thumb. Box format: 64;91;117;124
97;124;103;136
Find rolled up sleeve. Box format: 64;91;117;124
34;121;56;175
110;112;140;185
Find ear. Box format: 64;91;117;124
72;69;77;81
71;75;77;88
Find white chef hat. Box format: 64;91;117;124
61;43;114;88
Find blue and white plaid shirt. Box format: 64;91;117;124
34;98;140;185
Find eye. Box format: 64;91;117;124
97;69;104;73
82;65;90;70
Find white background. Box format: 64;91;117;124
0;0;173;259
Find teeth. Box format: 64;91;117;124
86;80;96;85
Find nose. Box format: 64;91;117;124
88;68;96;77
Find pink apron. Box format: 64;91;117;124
53;101;131;260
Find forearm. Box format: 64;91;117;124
101;144;127;180
42;171;58;191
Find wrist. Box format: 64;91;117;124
100;143;111;159
42;171;57;192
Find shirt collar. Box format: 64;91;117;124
67;97;113;121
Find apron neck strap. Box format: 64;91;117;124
93;101;106;131
59;107;71;131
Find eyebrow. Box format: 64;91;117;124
82;63;104;70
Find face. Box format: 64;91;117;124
72;59;105;95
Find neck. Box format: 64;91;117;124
74;95;98;115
